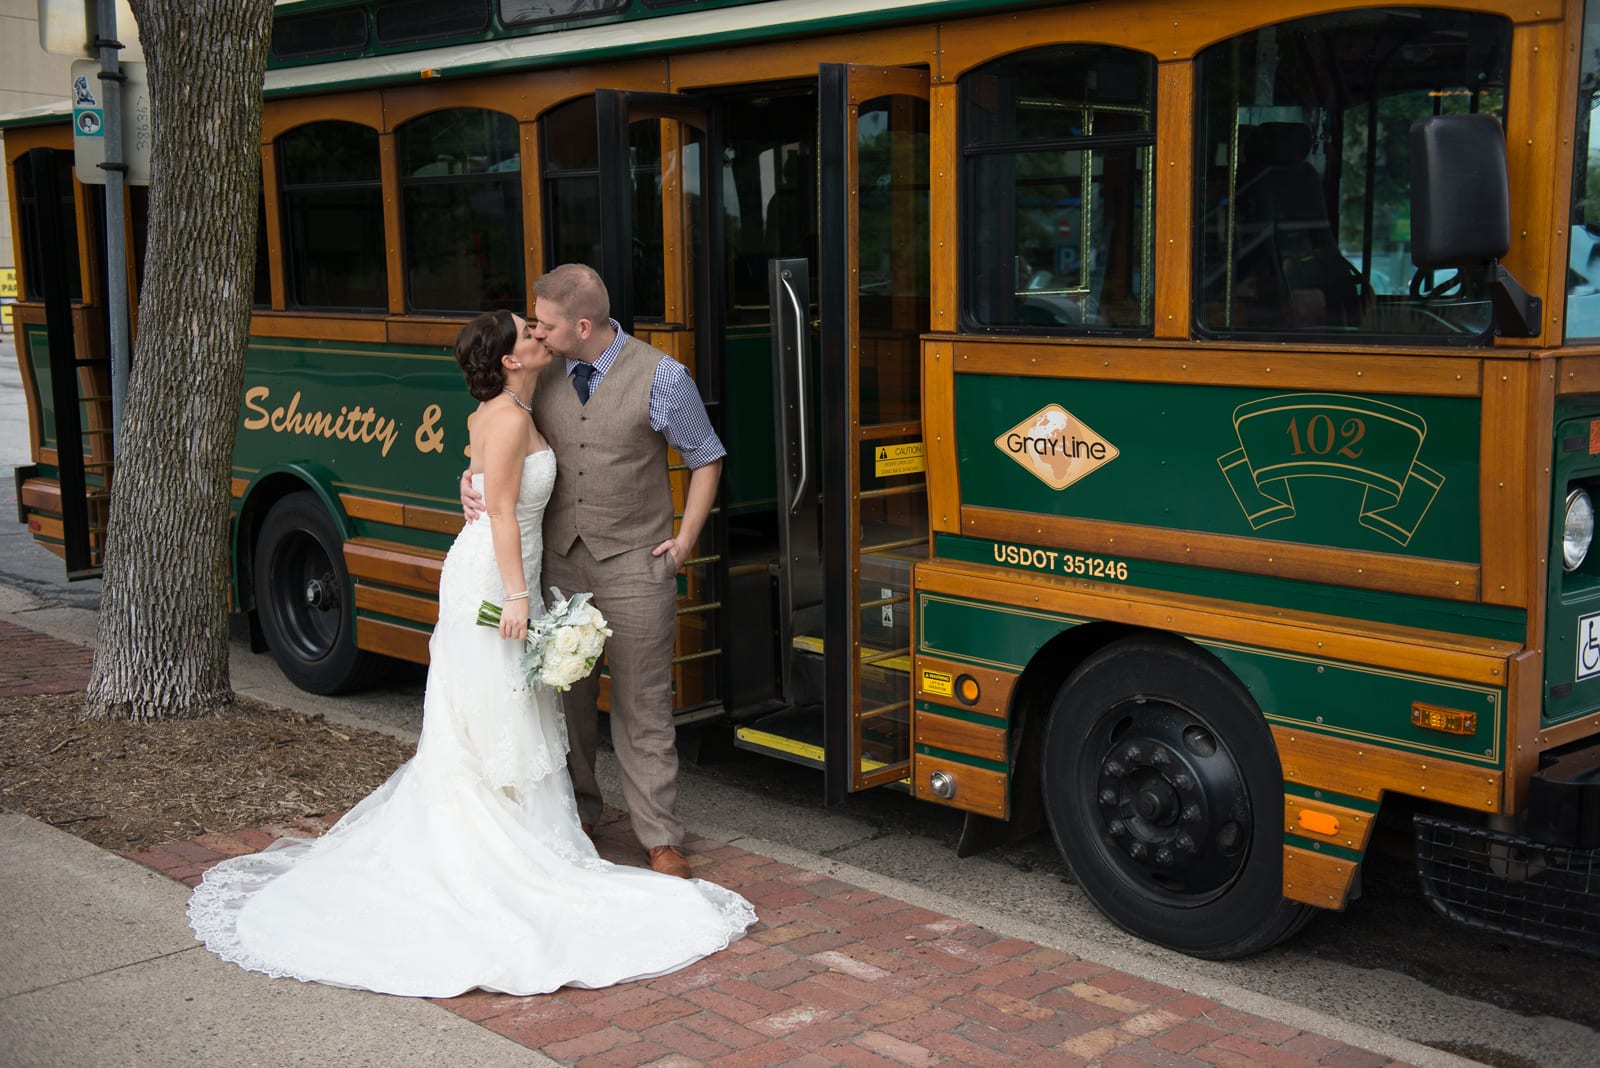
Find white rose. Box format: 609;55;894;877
552;626;581;655
550;648;596;687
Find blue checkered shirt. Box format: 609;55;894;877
564;319;726;469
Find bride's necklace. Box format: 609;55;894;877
502;388;534;415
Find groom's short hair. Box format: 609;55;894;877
535;264;610;325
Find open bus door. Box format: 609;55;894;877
735;66;930;804
16;146;111;578
594;90;731;724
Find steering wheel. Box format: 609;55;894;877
1410;266;1464;301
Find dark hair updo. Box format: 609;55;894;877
454;309;517;401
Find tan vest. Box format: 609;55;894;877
533;335;674;560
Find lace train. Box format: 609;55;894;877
187;451;755;995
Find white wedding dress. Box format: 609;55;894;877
188;450;755;996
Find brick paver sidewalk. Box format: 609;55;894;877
8;617;1414;1067
0;619;95;696
131;819;1413;1068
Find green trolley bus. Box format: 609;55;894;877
9;0;1600;958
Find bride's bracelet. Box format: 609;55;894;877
503;591;529;602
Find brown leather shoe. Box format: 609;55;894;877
646;844;691;879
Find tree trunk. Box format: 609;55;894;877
84;1;274;721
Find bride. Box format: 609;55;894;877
187;310;755;996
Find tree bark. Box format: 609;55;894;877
84;1;274;721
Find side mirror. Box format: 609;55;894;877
1409;114;1510;268
1409;113;1540;337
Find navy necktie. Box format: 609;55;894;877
572;363;594;403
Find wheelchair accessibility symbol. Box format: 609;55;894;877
1578;612;1600;680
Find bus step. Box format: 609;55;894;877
733;704;825;770
793;633;911;673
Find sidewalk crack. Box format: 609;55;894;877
0;945;203;1000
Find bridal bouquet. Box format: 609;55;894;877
476;588;612;691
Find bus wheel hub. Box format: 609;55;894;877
1095;710;1248;889
303;576;334;611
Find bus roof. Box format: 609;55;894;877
262;0;1040;97
0;99;71;130
0;0;1049;128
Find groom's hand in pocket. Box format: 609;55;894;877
651;538;681;570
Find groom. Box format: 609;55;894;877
464;264;723;879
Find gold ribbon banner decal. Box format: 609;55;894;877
1216;393;1444;546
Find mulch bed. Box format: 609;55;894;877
0;691;414;851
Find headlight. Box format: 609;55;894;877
1564;488;1595;571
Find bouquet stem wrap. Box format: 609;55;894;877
477;588;611;692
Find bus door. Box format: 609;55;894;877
734;66;930;803
594;90;730;723
16;146;111;578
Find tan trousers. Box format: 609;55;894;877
543;538;682;849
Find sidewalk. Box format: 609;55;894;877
1;617;1461;1068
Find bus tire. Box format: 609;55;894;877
1041;634;1312;959
253;491;376;695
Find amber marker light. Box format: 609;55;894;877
1410;702;1478;736
1296;809;1340;837
956;674;981;706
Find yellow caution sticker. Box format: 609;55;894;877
875;441;925;477
921;668;954;697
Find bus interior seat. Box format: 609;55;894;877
1233;121;1364;330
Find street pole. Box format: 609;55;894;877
95;0;130;450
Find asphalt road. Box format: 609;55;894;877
3;328;1597;1067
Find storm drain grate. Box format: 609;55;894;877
1414;813;1600;958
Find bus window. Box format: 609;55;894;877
858;92;927;426
277;121;387;311
960;45;1155;334
721;91;816;325
398;108;523;313
375;0;490;46
1196;8;1510;340
269;8;368;64
542;97;601;273
501;0;626;28
1568;7;1600;340
14;150;82;302
540;96;664;321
